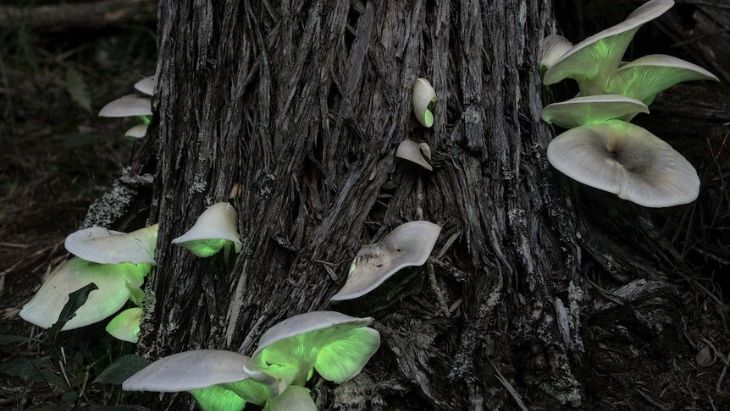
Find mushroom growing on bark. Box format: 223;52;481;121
65;224;158;265
546;120;700;207
412;78;437;128
541;95;649;128
331;221;441;301
396;139;433;171
172;202;242;257
540;34;573;69
98;94;152;117
125;124;149;139
106;307;143;343
134;76;156;96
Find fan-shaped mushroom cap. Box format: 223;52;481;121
123;350;253;392
540;34;573;69
98;94;152;117
541;95;649;128
252;311;380;385
190;386;247;411
412;78;437;128
134;76;156;96
605;54;719;105
125;124;148;139
106;307;143;343
331;221;441;301
172;202;242;258
19;258;144;330
544;0;674;91
547;120;699;207
263;386;317;411
396;139;433;171
65;224;158;265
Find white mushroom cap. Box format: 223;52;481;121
606;54;719;104
396;139;433;171
541;95;649;129
544;0;674;89
19;258;142;330
125;124;148;139
106;307;143;343
331;221;441;301
65;224;158;265
123;350;253;392
172;202;242;258
540;34;573;69
134;76;156;96
262;386;317;411
98;94;152;117
412;78;437;128
547;120;699;207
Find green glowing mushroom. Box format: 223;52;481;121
396;139;432;171
106;307;143;343
412;78;437;128
547;120;699;207
263;386;316;411
65;224;158;265
541;95;649;128
331;221;441;301
251;311;380;386
540;34;573;70
134;76;156;96
98;94;152;117
543;0;673;94
123;350;281;410
172;202;242;258
604;54;719;105
125;124;148;139
19;258;148;330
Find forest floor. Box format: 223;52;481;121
1;1;729;410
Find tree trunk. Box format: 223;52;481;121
122;0;691;409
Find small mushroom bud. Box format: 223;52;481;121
172;202;242;258
396;139;432;171
412;78;437;128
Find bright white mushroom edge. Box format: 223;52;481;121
172;202;243;258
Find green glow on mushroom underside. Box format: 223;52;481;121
190;386;246;411
606;65;716;105
423;110;434;128
140;116;151;125
183;238;230;258
106;307;143;343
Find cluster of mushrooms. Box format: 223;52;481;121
19;75;443;410
540;0;718;207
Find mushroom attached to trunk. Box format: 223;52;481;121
98;94;152;117
106;307;143;343
546;120;699;207
541;95;649;128
250;311;380;386
19;258;147;330
172;202;242;257
396;139;433;171
412;78;437;128
331;221;441;301
540;34;573;70
125;124;148;139
134;76;156;96
65;224;158;265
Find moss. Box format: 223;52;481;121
82;181;136;228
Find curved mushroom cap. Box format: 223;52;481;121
125;124;148;139
541;95;649;128
106;307;143;343
412;78;437;128
190;386;247;411
98;94;152;117
606;54;719;105
123;350;252;392
547;120;699;207
331;221;441;301
134;76;156;96
540;34;573;69
172;202;242;257
65;224;158;265
544;0;674;88
252;311;380;384
396;139;432;171
263;386;317;411
19;258;142;330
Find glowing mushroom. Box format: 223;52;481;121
263;386;317;411
412;78;437;128
396;139;432;171
540;34;573;70
106;307;143;343
134;76;156;96
19;258;147;330
251;311;380;386
605;54;719;105
125;124;148;139
541;95;649;128
331;221;441;301
543;0;674;94
98;94;152;117
546;120;699;207
172;202;242;258
65;224;158;265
